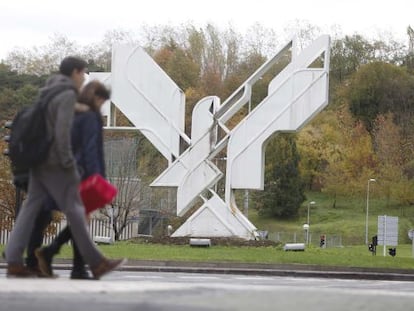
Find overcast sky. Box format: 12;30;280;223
0;0;412;60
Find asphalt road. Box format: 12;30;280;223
1;269;414;311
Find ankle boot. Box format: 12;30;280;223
7;263;38;278
91;258;127;280
34;248;54;277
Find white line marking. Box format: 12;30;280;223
179;276;219;280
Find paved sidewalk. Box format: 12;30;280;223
2;259;413;281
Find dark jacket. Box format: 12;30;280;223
71;103;105;179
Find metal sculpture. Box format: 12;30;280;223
90;35;331;239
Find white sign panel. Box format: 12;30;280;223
408;229;414;241
377;215;398;246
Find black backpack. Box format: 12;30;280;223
8;83;76;172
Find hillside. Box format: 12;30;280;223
248;191;414;246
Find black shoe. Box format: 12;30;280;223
34;248;54;277
70;270;93;280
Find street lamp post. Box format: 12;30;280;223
307;201;315;227
306;201;315;244
303;224;310;245
365;178;376;245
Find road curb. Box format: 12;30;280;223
118;265;414;281
2;259;413;281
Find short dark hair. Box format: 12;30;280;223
78;80;111;111
59;56;87;76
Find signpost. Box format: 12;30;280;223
408;229;414;258
377;215;398;257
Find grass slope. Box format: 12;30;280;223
249;191;414;245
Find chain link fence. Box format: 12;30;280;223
267;231;343;247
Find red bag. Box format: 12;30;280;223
79;174;117;214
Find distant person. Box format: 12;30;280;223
5;56;126;279
35;80;111;279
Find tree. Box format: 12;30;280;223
0;138;17;231
329;33;405;87
83;29;139;72
283;19;321;50
298;105;388;202
330;35;375;85
5;34;81;75
0;64;44;120
153;40;200;91
346;62;414;133
103;138;143;241
406;26;414;71
253;134;305;218
372;113;414;211
0;63;45;90
244;22;279;58
297;112;341;191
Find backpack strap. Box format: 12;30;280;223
37;83;77;110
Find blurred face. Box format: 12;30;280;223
71;68;86;90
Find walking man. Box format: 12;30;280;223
5;56;126;279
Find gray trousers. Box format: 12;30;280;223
5;164;103;268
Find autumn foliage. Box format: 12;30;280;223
1;24;414;219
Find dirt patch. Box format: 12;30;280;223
130;236;280;247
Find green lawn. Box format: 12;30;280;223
247;191;414;246
2;242;412;270
106;242;414;270
1;192;414;271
